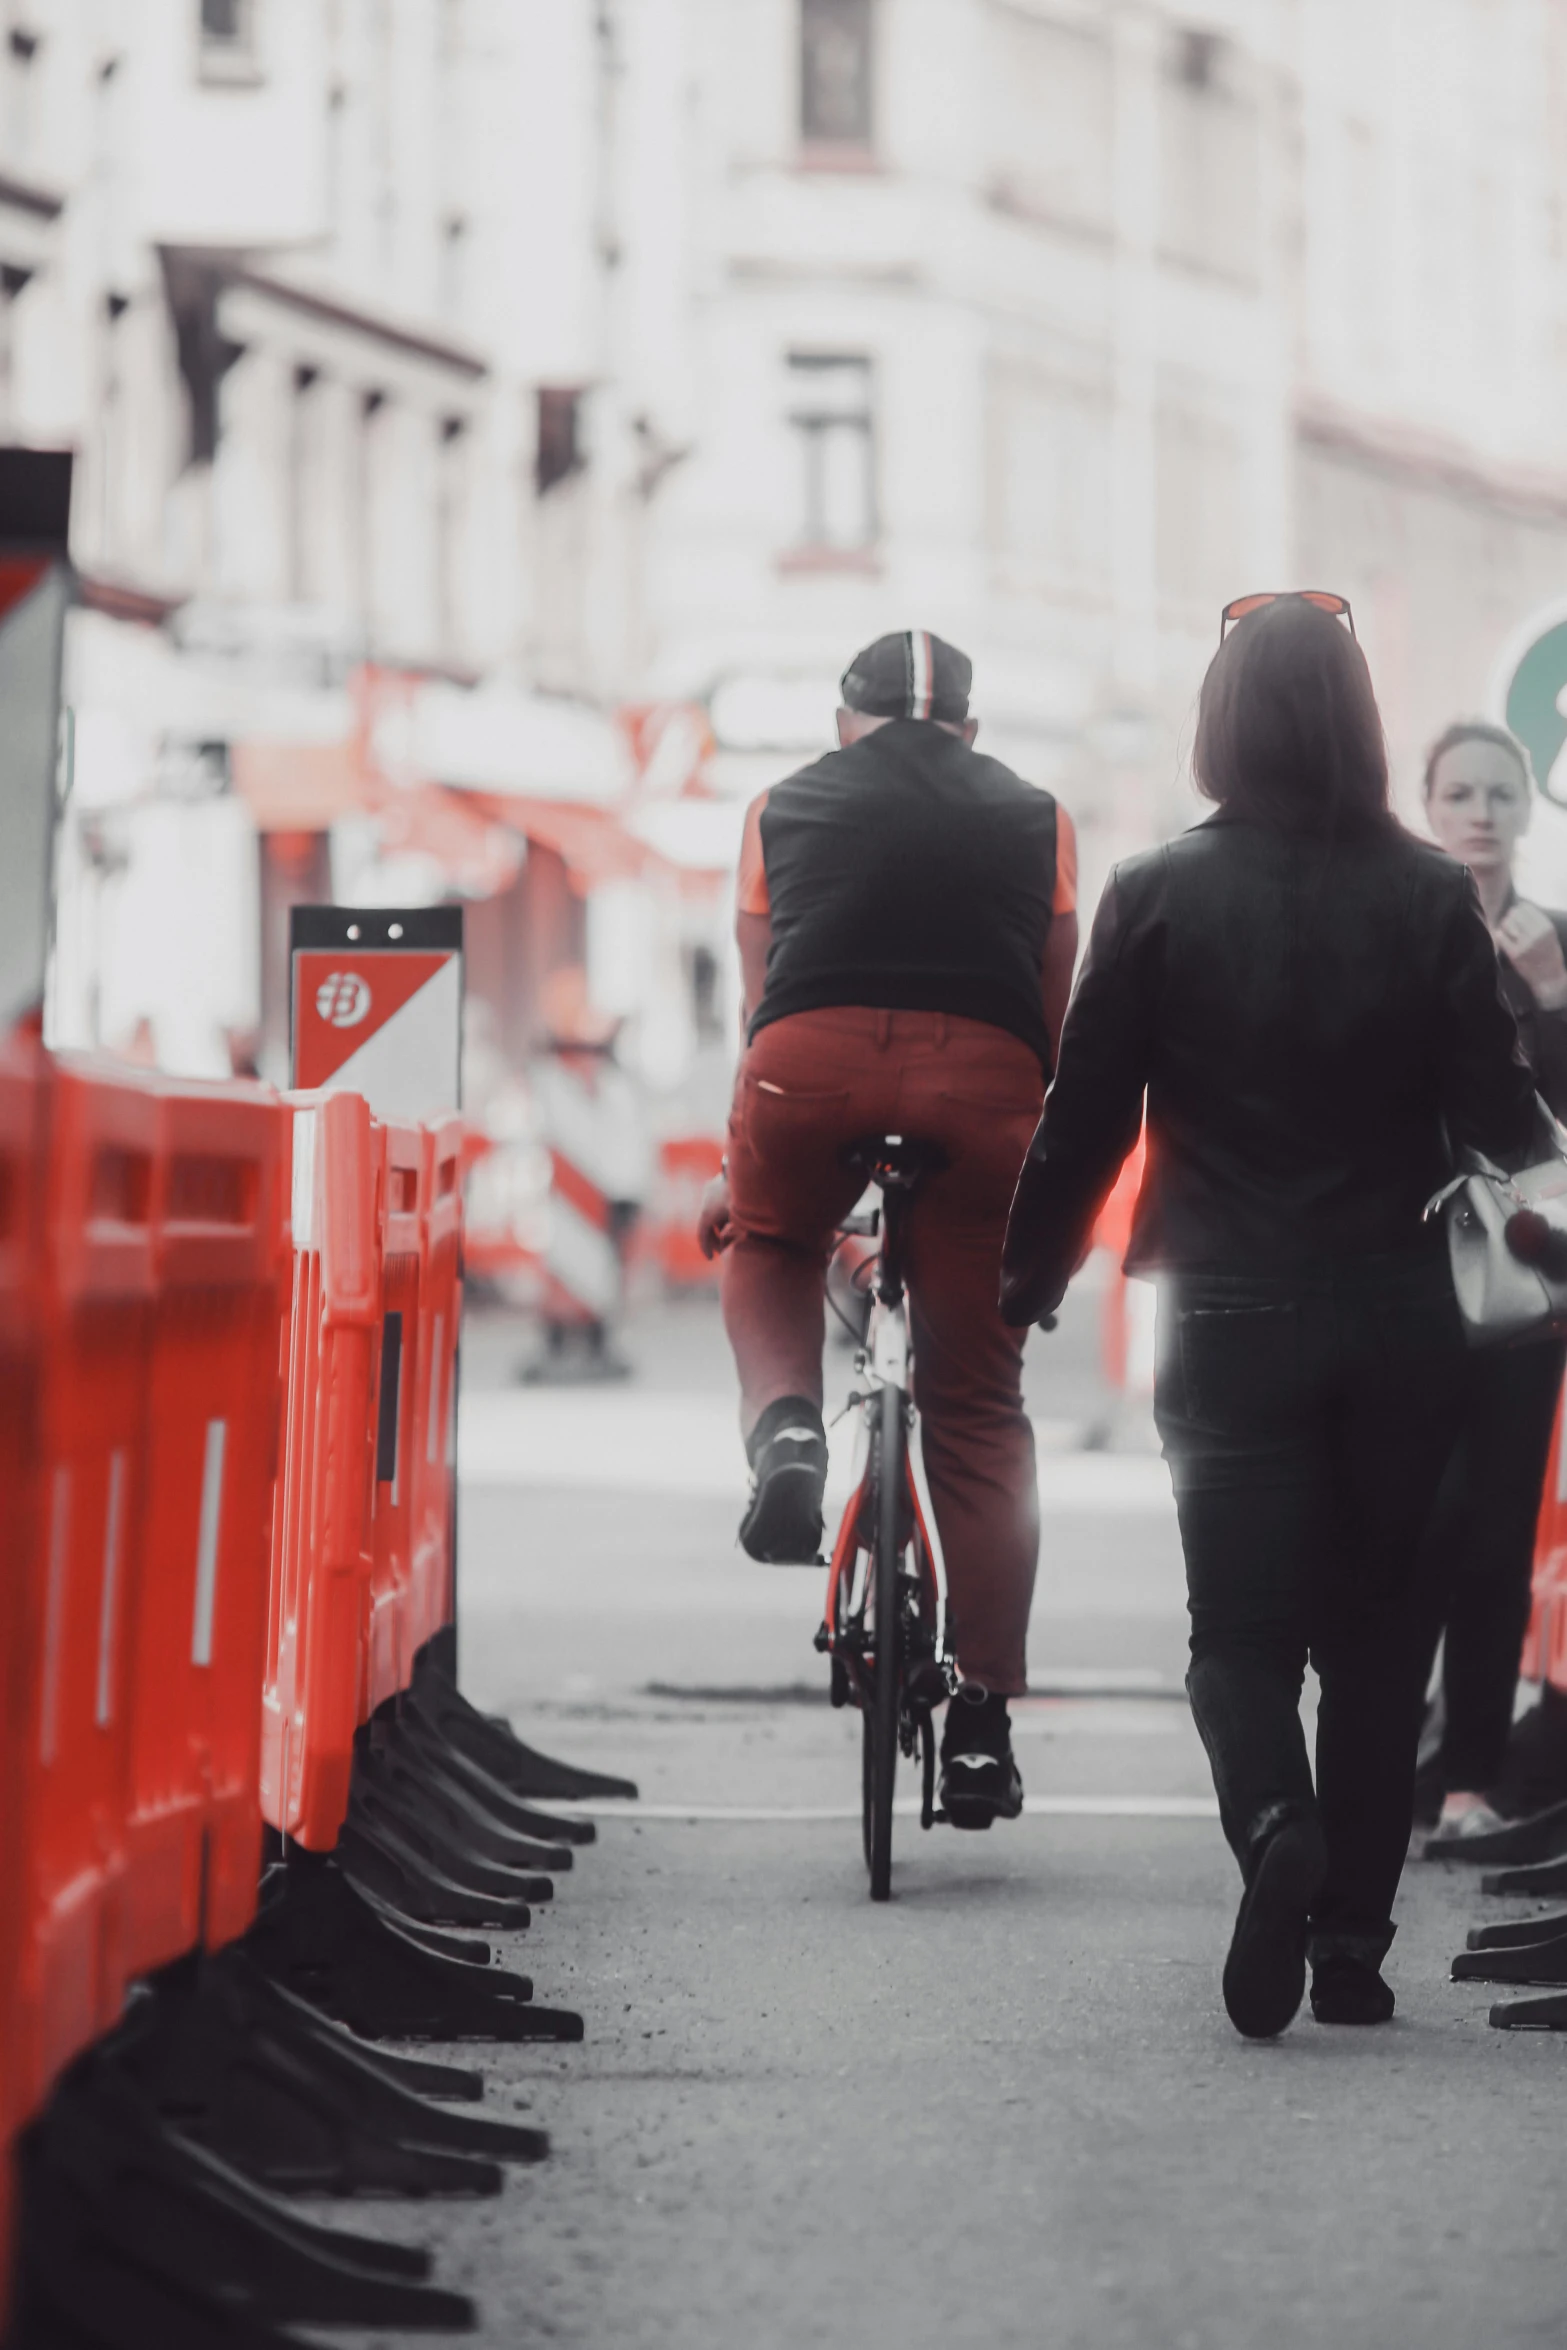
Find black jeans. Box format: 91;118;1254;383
1413;1338;1567;1793
1154;1259;1468;1939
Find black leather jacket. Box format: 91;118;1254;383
1000;813;1536;1324
1497;888;1567;1120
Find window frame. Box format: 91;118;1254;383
783;351;878;567
798;0;876;170
197;0;263;89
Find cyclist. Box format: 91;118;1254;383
698;630;1078;1827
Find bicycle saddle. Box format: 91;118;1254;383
842;1134;948;1190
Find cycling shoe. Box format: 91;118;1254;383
739;1395;827;1564
938;1685;1023;1829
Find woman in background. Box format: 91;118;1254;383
1416;722;1567;1838
1001;599;1535;2039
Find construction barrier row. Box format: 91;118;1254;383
0;1037;492;2338
262;1093;462;1851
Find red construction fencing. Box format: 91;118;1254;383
259;1089;463;1851
1522;1373;1567;1691
120;1077;286;1977
2;1042;466;2334
259;1090;381;1853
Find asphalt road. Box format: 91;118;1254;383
319;1293;1567;2350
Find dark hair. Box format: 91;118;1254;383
1422;718;1533;798
1193;597;1393;834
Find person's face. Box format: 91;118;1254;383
1424;739;1531;875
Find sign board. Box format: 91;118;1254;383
1496;598;1567;807
289;905;462;1119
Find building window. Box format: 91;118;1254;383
198;0;261;84
536;386;584;496
787;354;875;554
801;0;872;151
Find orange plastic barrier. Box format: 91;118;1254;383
119;1078;286;1978
261;1093;463;1848
260;1091;381;1852
366;1119;424;1712
1094;1129;1147;1389
19;1055;158;2115
656;1136;723;1287
410;1118;463;1657
1522;1372;1567;1690
0;1027;47;2290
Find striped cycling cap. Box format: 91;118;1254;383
840;629;972;724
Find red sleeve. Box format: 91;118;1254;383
737;789;772;917
1052;803;1077;916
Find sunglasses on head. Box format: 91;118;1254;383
1220;590;1356;645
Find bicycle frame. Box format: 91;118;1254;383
819;1173;956;1820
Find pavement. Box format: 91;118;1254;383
320;1286;1567;2350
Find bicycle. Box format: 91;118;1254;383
813;1135;955;1901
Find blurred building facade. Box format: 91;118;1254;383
26;0;1567;1094
537;0;1567;900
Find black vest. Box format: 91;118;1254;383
751;719;1060;1068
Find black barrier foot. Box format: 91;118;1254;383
349;1776;556;1902
1488;1989;1567;2029
1452;1929;1567;1984
1479;1855;1567;1897
108;1954;516;2197
393;1693;597;1845
224;1939;486;2100
339;1804;542;1928
355;1879;493;1963
29;2053;475;2331
245;1848;583;2042
11;2126;306;2350
359;1721;576;1871
1466;1910;1567;1951
410;1639;637;1801
1425;1796;1567;1867
196;1950;550;2165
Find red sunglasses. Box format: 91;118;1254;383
1220;590;1356;645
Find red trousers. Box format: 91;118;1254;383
721;1007;1044;1695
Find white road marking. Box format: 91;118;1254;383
548;1795;1218;1822
458;1389;1174;1516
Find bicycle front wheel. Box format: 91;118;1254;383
865;1379;904;1902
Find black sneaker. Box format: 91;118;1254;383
938;1684;1024;1830
1222;1803;1328;2040
738;1396;828;1564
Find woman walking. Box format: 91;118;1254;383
1001;596;1534;2039
1416;722;1567;1835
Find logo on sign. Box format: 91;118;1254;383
315;971;372;1029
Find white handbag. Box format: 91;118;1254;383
1426;1097;1567;1347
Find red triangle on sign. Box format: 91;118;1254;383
293;951;454;1089
0;556;50;627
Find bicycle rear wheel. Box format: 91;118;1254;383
864;1379;904;1902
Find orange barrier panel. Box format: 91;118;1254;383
260;1091;381;1852
366;1119;424;1713
0;1028;47;2312
656;1135;723;1287
18;1056;158;2115
1523;1372;1567;1689
119;1079;286;1977
410;1118;462;1659
1093;1129;1147;1390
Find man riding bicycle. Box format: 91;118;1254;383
698;630;1078;1826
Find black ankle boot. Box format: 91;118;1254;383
1308;1927;1396;2025
1222;1802;1328;2040
739;1395;827;1564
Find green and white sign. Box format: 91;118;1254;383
1497;599;1567;806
